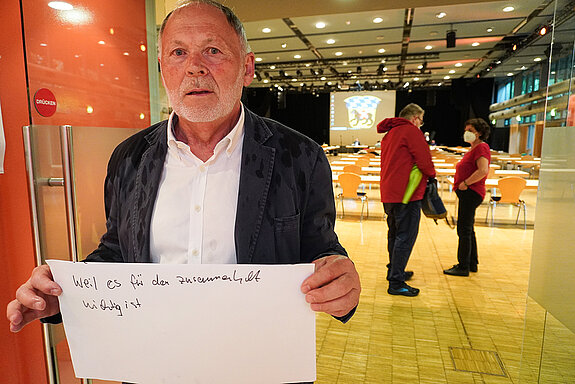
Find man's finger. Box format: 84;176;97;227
309;290;360;317
305;274;353;304
301;255;350;293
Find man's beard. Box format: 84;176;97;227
167;75;244;123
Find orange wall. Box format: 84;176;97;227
0;1;49;383
1;1;152;382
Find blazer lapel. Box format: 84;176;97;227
130;122;168;263
235;109;275;263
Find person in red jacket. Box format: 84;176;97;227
377;103;436;296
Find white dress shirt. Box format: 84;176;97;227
149;107;245;264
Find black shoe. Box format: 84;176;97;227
443;265;469;276
470;265;478;273
388;283;420;297
404;271;414;281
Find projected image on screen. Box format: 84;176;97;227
330;91;396;146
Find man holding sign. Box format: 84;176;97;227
7;0;359;353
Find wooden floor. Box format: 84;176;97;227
317;187;537;383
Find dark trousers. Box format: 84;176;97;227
456;189;483;270
383;200;421;288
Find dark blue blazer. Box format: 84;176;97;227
87;107;347;267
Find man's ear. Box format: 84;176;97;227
243;52;255;87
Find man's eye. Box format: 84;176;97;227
173;49;185;56
208;48;221;55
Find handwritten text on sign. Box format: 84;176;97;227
47;260;316;384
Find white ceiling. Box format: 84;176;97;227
156;0;575;90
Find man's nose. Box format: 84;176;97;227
185;55;207;76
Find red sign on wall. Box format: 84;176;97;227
34;88;57;117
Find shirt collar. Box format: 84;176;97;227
166;104;245;159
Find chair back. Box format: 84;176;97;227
497;177;527;203
342;164;362;174
338;173;362;198
355;158;370;167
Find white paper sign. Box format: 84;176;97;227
47;260;316;384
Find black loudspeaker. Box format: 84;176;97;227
446;31;456;48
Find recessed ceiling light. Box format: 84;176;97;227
534;57;542;62
472;42;480;47
417;64;423;69
291;78;297;82
437;82;443;86
123;52;130;56
376;35;385;40
436;12;447;19
520;66;527;70
269;65;276;69
263;79;269;83
327;81;332;85
425;45;433;50
40;43;48;47
507;73;514;76
373;17;383;23
320;76;327;80
383;67;388;71
444;75;450;80
378;48;386;53
300;83;304;86
414;77;420;81
487;27;494;32
305;63;311;67
98;40;105;45
315;22;326;29
255;57;263;62
294;54;301;59
343;62;348;65
335;51;343;56
48;1;73;10
429;31;439;36
496;60;502;64
327;39;336;45
281;43;287;48
383;79;390;83
455;62;463;67
503;6;515;12
449;70;456;74
346;21;351;25
262;27;271;33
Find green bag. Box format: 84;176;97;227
402;165;423;204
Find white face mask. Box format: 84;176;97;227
463;131;477;143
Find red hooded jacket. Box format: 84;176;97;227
377;117;436;203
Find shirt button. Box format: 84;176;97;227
199;165;206;172
194;205;201;212
192;249;199;256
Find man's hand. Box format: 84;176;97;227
6;265;62;333
301;255;361;318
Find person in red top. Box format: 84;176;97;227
377;103;436;296
444;118;491;276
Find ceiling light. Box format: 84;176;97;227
140;44;146;52
496;60;502;64
449;70;455;74
335;51;343;56
444;75;450;80
383;79;390;83
40;43;48;47
503;6;515;12
534;57;542;62
472;42;480;47
255;57;263;62
378;48;386;53
507;73;514;76
291;78;297;82
429;31;439;36
315;22;326;29
263;79;269;83
403;82;410;88
305;63;311;67
413;77;419;81
455;63;463;67
539;26;548;36
48;1;73;10
139;113;145;120
487;27;493;33
98;40;105;45
376;35;385;40
326;39;336;45
269;65;276;69
417;64;423;69
294;54;301;59
425;45;433;50
123;52;129;56
437;82;443;86
300;83;304;87
346;21;351;25
262;27;271;33
373;17;383;23
320;76;327;80
436;12;446;19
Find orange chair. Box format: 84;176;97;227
485;176;527;228
336;173;369;221
342;164;362;174
355;158;370;168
